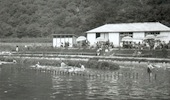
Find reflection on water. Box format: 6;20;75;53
0;64;170;100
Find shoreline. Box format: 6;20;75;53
1;54;170;70
1;53;170;66
1;53;170;63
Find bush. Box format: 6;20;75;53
86;59;120;70
98;61;120;70
87;59;99;69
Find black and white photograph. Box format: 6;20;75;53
0;0;170;100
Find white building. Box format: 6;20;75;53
86;22;170;47
52;34;77;47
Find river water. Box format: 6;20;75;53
0;64;170;100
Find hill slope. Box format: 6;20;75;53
0;0;170;38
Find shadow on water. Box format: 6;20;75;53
0;64;170;100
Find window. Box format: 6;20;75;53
145;31;160;36
120;32;133;42
120;32;133;37
68;35;72;38
96;33;101;38
53;36;56;38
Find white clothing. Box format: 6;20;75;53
61;62;66;67
81;65;85;70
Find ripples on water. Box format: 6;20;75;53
0;64;170;100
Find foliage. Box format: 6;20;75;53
0;56;120;70
87;59;120;70
0;0;170;38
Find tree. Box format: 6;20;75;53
0;0;170;38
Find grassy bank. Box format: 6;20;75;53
112;49;170;58
1;38;170;58
0;38;52;51
0;43;96;55
0;37;97;55
0;37;52;43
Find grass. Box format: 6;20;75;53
0;38;97;55
113;49;170;58
0;38;52;51
0;38;169;58
0;37;52;43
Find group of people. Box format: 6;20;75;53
33;60;85;72
96;41;114;56
60;61;85;72
124;40;170;50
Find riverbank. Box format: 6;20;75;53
1;52;170;63
1;39;169;58
1;52;170;69
0;54;120;70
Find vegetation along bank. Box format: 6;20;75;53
0;56;120;70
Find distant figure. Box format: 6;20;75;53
147;65;152;74
69;64;85;72
74;63;85;71
25;45;27;48
147;61;154;74
13;60;17;64
80;64;85;70
0;62;3;65
97;48;102;56
60;61;67;68
16;45;19;52
68;67;75;72
137;51;142;56
25;45;29;50
35;62;40;68
105;48;109;52
60;43;64;47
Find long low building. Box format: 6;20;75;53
86;22;170;47
52;34;77;47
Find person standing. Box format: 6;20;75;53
147;61;155;80
147;64;152;74
80;64;85;71
16;45;19;52
60;61;67;68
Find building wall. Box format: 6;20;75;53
87;33;96;46
101;33;109;40
53;37;74;47
72;37;75;44
133;32;145;43
56;38;61;47
160;31;170;43
53;38;57;47
87;31;170;47
69;38;73;47
72;36;76;47
109;33;120;47
133;32;145;38
87;33;120;47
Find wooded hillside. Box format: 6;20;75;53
0;0;170;38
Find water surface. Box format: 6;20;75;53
0;64;170;100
